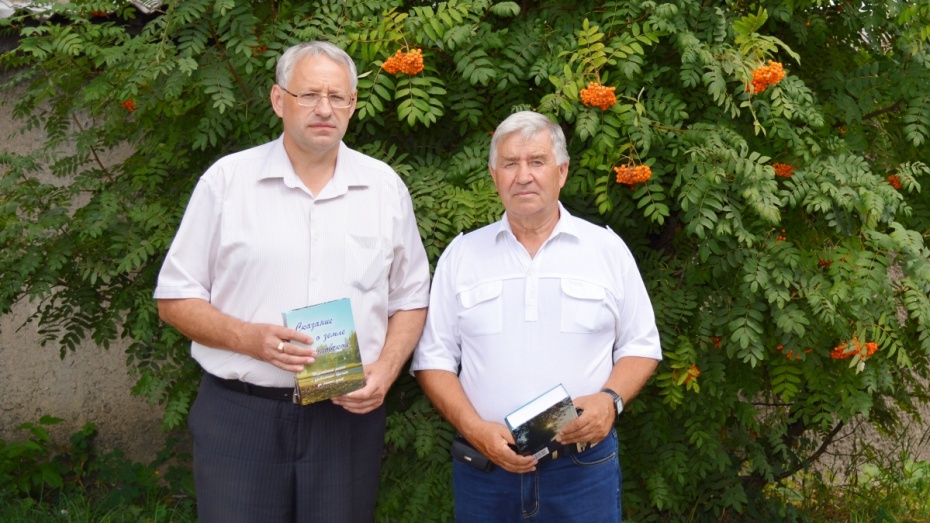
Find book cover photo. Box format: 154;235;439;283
283;298;366;405
504;383;579;460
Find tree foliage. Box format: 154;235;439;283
2;0;929;519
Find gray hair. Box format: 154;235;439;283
488;111;569;167
276;41;358;91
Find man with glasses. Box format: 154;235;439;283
154;41;430;522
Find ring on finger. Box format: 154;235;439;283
276;341;285;352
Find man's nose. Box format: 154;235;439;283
313;97;335;116
515;163;534;183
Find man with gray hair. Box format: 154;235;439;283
155;41;430;521
412;111;661;521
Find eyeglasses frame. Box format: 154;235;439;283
278;85;355;109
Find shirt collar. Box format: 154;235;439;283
259;138;371;197
494;202;581;242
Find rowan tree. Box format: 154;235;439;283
2;0;929;519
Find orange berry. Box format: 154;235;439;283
772;162;794;178
580;82;617;110
831;338;879;360
382;49;424;75
684;364;700;384
746;61;786;94
121;99;136;112
887;175;902;190
613;164;652;187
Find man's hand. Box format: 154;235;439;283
556;392;615;446
238;323;317;373
157;298;316;373
332;359;396;414
333;308;426;414
463;421;538;474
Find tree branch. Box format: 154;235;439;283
774;420;846;481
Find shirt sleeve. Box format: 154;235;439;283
386;182;431;316
409;234;464;374
152;175;221;301
611;239;663;362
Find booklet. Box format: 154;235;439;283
504;384;579;460
282;298;365;405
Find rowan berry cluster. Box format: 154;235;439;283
122;99;136;112
684;364;700;384
382;49;424;75
830;338;878;360
777;344;811;360
672;364;701;385
818;259;834;268
772;162;794;178
887;175;903;190
776;229;786;242
614;164;651;186
746;61;786;94
580;82;617;111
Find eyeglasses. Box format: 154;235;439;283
279;86;354;108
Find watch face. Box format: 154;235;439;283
603;389;622;416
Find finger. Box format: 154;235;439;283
501;457;536;473
272;347;314;373
277;341;317;359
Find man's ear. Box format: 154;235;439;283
558;161;569;188
270;85;285;118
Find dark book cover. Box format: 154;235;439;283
504;384;578;460
283;298;365;405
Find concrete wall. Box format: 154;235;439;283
1;58;167;463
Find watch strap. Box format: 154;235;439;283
601;388;623;419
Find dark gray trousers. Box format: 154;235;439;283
189;374;386;522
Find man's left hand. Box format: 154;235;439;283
556;392;615;446
331;359;396;414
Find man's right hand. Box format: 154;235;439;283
158;298;317;373
463;421;538;474
238;323;317;373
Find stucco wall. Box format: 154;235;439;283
1;59;168;463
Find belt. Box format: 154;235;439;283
209;373;294;402
542;441;585;462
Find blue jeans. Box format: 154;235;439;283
452;429;621;522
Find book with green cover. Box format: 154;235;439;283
283;298;365;405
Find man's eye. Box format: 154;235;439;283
330;95;347;104
301;93;321;102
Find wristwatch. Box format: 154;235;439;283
601;388;624;421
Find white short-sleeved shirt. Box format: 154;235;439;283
154;137;430;387
410;204;662;423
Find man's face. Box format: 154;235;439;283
271;55;357;157
489;131;568;222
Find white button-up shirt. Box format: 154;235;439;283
411;204;661;423
155;137;430;387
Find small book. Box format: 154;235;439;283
283;298;366;405
504;384;579;460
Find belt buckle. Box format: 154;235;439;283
551;442;587;460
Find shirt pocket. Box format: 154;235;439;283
344;234;386;292
458;280;503;337
560;279;608;333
